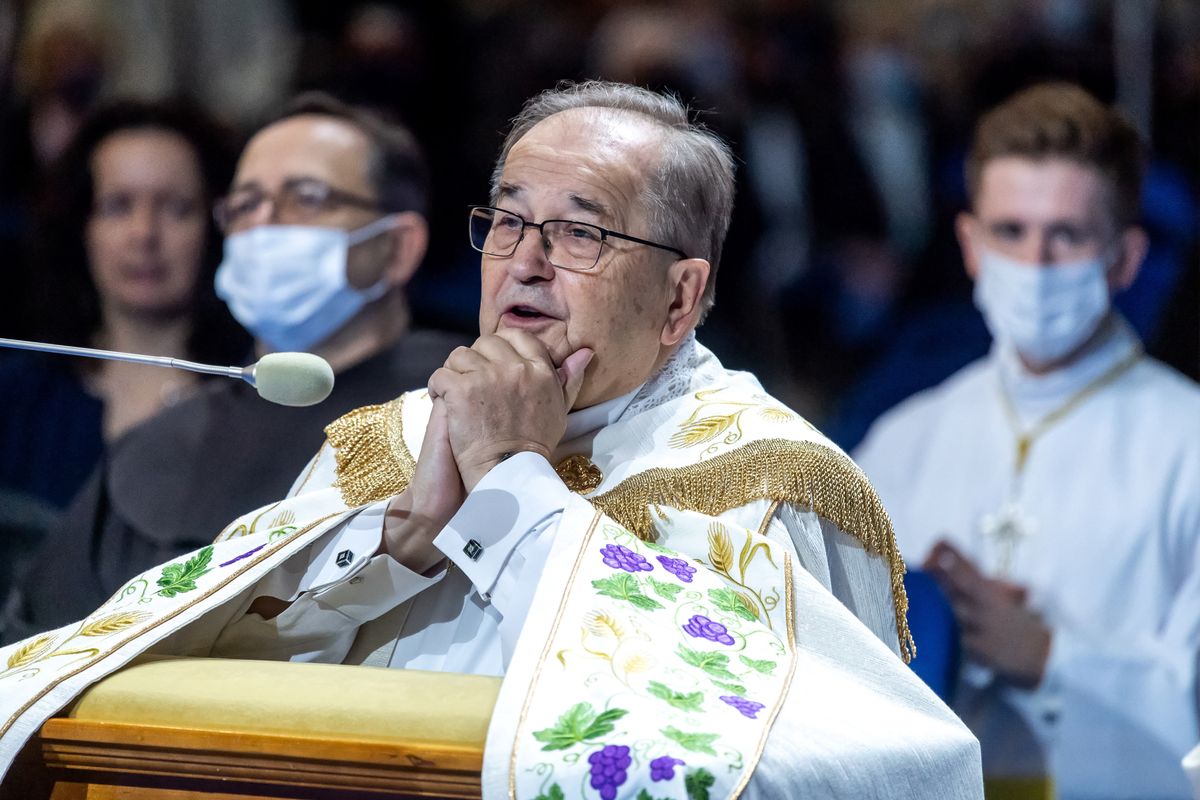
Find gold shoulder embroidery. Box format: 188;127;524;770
325;395;414;507
590;438;914;661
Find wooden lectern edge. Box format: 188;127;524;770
7;657;497;799
22;717;483;798
39;717;485;769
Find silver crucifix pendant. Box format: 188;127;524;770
979;501;1036;577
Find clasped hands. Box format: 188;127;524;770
924;540;1052;688
380;330;593;574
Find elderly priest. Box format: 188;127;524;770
0;81;981;799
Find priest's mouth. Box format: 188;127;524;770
501;305;561;327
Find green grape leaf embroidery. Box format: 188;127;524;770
156;546;214;598
268;525;298;541
708;587;757;622
532;703;628;751
592;574;663;611
739;655;777;675
535;784;565;800
711;679;748;696
638;537;672;553
636;791;673;800
647;576;684;602
686;767;717;800
677;645;737;681
647;680;704;712
662;726;720;756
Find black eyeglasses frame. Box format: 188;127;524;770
467;204;688;270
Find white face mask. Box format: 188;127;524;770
973;247;1112;365
215;215;397;352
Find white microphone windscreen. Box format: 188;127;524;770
253;353;335;406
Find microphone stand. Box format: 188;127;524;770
0;337;259;387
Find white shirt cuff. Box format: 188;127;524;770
296;500;389;594
434;451;572;599
293;499;445;624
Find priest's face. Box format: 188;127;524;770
956;156;1143;291
478;108;708;409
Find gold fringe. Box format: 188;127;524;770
323;400;914;661
325;396;414;508
589;438;914;662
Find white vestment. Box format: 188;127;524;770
0;335;982;798
856;318;1200;800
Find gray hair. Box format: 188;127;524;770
490;80;736;316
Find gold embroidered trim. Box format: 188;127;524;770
293;441;327;495
326;396;414;507
589;438;913;661
732;554;796;799
509;509;605;800
756;499;782;538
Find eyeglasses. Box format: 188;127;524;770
214;177;385;233
467;205;687;272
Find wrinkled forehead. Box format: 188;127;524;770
498;108;664;229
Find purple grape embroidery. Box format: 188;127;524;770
720;695;766;719
649;755;686;781
600;544;652;573
655;555;696;583
587;744;632;800
682;614;735;645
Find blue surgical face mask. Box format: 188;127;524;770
215;215;397;353
973;248;1112;365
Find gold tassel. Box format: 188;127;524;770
325;396;414;508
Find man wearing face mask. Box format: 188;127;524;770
855;83;1200;798
1;94;466;642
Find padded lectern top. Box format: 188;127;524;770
66;656;501;747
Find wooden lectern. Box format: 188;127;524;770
3;656;501;799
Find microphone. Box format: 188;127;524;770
0;338;335;407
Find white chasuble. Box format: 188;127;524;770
0;336;982;797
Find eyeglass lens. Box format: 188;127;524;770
469;207;603;270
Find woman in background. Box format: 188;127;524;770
0;100;247;514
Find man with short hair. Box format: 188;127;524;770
2;94;466;641
856;83;1200;798
0;82;981;797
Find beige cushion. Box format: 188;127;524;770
67;656;501;747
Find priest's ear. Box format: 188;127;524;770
660;257;710;347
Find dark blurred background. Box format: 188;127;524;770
1;0;1196;450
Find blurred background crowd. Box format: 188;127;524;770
0;0;1196;544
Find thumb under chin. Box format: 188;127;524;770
558;347;595;393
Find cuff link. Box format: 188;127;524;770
335;549;354;568
463;539;484;561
